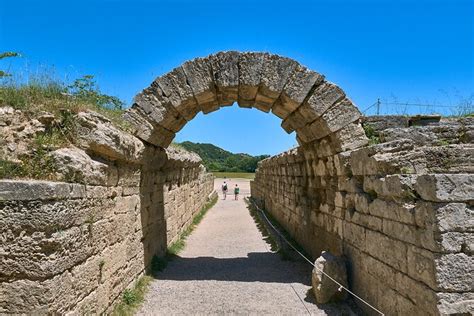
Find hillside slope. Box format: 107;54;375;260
177;141;269;172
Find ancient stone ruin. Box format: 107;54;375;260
1;51;472;315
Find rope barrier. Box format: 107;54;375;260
249;199;385;316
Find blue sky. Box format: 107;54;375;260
1;0;472;155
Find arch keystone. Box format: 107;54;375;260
209;51;240;107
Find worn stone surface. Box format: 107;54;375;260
238;52;266;107
311;251;348;304
210;51;240;106
123;108;175;148
182;56;218;113
75;111;145;163
153;66;200;121
49;147;118;186
0;106;49;162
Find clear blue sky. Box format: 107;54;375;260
1;0;472;155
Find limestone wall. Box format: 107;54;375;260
251;120;473;315
0;111;214;314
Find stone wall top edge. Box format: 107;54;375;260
0;179;86;201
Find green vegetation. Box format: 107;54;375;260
112;276;153;316
0;110;77;180
362;123;381;145
151;193;219;274
0;52;129;181
213;172;255;179
0;51;127;127
0;52;21;77
177;141;269;173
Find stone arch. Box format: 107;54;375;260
124;51;368;152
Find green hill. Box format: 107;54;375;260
177;141;269;173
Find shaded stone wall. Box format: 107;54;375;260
251;119;473;315
0;141;214;314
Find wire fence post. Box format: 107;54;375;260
376;98;381;115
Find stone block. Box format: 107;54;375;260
75;111;144;163
436;292;474;316
414;174;474;202
365;229;407;273
435;253;474;292
273;65;323;120
255;54;298;112
307;98;361;139
296;82;345;127
330;122;368;153
342;221;366;250
238;52;266;107
122;108;175;148
0;180;85;201
210;51;240;106
406;245;437;289
394;272;439;315
368;198;416;225
50;147;119;186
153;66;200;121
311;251;348;303
133;87;186;133
182;56;219;113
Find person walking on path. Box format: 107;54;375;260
222;181;228;200
234;184;240;200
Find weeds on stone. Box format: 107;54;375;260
362;123;381;145
437;139;450;146
399;166;414;174
112;276;152;316
366;190;378;201
0;67;131;181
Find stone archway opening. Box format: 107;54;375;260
124;51;374;312
123;51;473;316
2;51;471;315
124;51;368;153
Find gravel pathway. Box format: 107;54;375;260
137;179;354;315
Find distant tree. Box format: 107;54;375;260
68;75;124;110
0;51;21;77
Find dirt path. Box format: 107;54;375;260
137;179;352;315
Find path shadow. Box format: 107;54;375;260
154;252;313;284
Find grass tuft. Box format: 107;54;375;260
362;123;381;145
112;276;153;316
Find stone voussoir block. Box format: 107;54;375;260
210;51;240;106
122;108;175;148
182;56;219;114
153;66;200;121
237;52;267;107
255;54;298;113
273;65;323;121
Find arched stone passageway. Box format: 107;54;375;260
124;51;368;152
1;51;471;316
